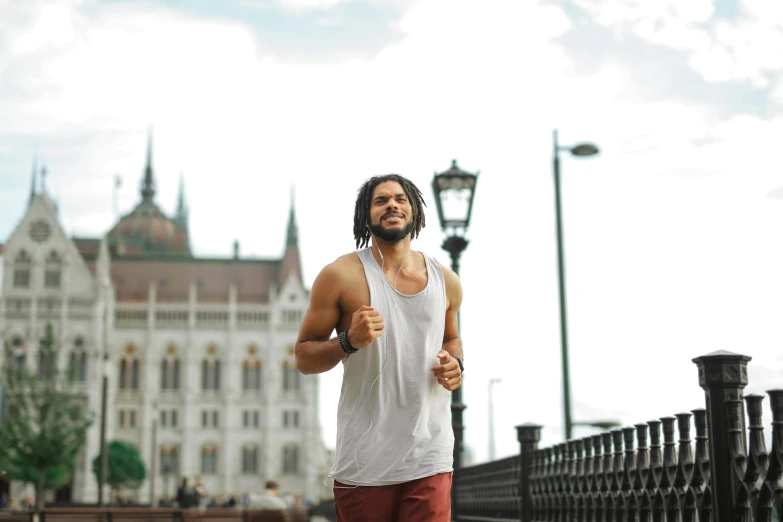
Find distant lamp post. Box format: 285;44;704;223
488;378;502;461
432;159;479;521
150;402;158;506
161;460;172;505
552;129;600;441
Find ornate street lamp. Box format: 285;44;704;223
431;159;478;521
432;159;479;274
552;129;600;441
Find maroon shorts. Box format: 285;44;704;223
333;472;452;522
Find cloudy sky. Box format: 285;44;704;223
2;0;783;463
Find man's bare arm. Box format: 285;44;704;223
295;264;346;375
442;264;464;357
296;261;385;374
432;265;464;391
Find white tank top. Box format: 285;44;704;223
331;247;454;486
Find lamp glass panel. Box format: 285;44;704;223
439;187;472;226
437;175;475;191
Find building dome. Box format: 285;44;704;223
107;129;191;257
109;200;189;256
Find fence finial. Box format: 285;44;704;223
692;350;752;521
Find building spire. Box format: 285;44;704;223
286;184;298;246
174;172;192;255
28;156;38;204
175;172;188;222
140;126;155;201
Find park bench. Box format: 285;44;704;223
0;512;32;522
33;507;310;522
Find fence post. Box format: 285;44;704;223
516;423;542;522
692;350;751;522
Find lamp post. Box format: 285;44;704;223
432;159;479;521
150;402;158;506
488;378;501;461
552;129;600;441
98;303;110;506
161;461;172;505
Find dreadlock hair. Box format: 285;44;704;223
353;174;427;249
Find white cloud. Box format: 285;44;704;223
690;18;783;85
571;0;783;86
274;0;350;11
572;0;713;51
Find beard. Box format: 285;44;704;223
368;220;414;243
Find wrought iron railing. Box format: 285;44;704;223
454;350;783;521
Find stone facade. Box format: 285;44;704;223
0;148;329;505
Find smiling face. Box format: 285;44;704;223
367;180;414;243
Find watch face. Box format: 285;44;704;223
29;220;51;243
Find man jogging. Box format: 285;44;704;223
296;174;464;522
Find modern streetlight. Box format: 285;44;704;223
552;129;600;441
432;158;479;521
488;378;502;461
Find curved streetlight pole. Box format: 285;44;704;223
552;129;599;441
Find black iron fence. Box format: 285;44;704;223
454;350;783;521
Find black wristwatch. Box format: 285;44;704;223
454;356;464;374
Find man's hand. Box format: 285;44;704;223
346;305;384;349
432;350;462;391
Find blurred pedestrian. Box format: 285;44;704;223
247;480;288;510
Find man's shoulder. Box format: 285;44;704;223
332;251;363;268
317;252;365;283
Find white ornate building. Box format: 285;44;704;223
0;138;330;504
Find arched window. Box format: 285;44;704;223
13;250;32;288
241;445;259;474
282;444;299;475
119;357;140;390
242;359;262;392
38;347;56;381
200;445;218;475
201;353;221;391
69;336;87;382
282;360;300;391
161;355;180;391
119;359;128;389
6;336;26;372
159;445;180;477
44;251;62;289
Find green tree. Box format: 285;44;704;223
0;324;94;510
14;463;69;491
91;440;146;493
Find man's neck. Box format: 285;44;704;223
371;238;412;272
